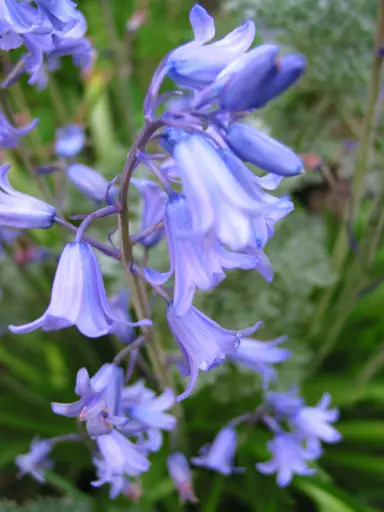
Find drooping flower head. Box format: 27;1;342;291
192;427;242;475
66;163;118;204
55;124;85;158
9;242;151;338
51;364;124;437
167;303;261;400
0;164;56;229
15;438;54;483
230;336;291;388
168;452;198;503
0;112;38;149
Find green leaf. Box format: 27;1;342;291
296;479;369;512
337;421;384;444
44;471;94;505
0;498;92;512
325;452;384;478
303;377;384;406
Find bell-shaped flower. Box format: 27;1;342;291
109;291;136;344
9;242;151;338
66;163;118;204
256;432;319;487
0;0;42;52
94;430;150;480
167;303;261;401
292;393;341;446
216;50;305;111
172;134;269;251
192;427;242;475
55;124;85;158
265;389;305;420
0;164;56;229
121;379;156;407
126;388;176;431
92;456;142;500
0;112;38;149
15;438;54;483
226;122;304;177
230;336;291;388
166;4;255;88
51;364;125;437
143;194;263;315
222;149;294;249
131;178;166;248
168;452;197;503
36;0;82;31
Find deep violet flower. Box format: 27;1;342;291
9;242;151;338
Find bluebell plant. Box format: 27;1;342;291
2;2;341;501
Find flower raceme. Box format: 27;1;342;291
9;242;151;338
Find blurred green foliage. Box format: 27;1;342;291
1;0;384;510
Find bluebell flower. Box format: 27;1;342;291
166;4;255;88
55;124;85;158
167;303;261;400
226;123;304;177
192;427;242;475
230;336;291;388
222;149;294;249
126;388;176;431
172;134;270;251
66;163;118;204
94;430;150;479
35;0;82;30
51;364;124;437
110;291;136;344
168;452;197;503
257;432;319;487
216;50;306;111
131;178;167;248
0;112;38;149
160;158;180;183
9;242;151;338
15;438;54;483
143;194;265;315
265;389;305;420
92;456;142;500
0;0;42;51
121;379;156;407
0;164;56;229
292;393;341;446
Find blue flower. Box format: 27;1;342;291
226;122;304;177
9;242;151;338
265;389;305;420
35;0;82;30
55;124;85;158
131;178;167;248
51;364;124;437
0;0;42;52
126;388;176;431
172;134;270;251
109;291;136;344
94;430;150;480
166;4;255;88
143;194;263;315
66;163;118;204
217;50;306;111
15;438;54;483
0;164;56;229
167;303;261;400
230;336;291;388
257;432;319;487
167;452;197;503
292;393;341;446
92;456;142;500
0;112;38;149
192;427;242;475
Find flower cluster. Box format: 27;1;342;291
4;3;341;503
1;0;92;88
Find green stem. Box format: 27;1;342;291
356;340;384;385
47;71;69;125
100;0;136;140
309;0;384;339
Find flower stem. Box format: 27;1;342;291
309;0;384;340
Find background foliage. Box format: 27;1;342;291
1;0;384;510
